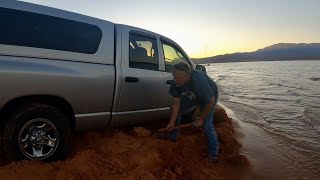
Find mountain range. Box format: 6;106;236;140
193;43;320;64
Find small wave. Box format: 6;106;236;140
222;99;271;125
216;75;227;81
301;107;311;123
268;82;282;87
309;77;320;82
268;82;297;89
253;96;289;102
314;125;320;133
232;94;290;103
295;98;302;104
301;106;320;133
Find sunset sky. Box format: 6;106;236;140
21;0;320;58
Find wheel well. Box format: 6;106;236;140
0;95;76;131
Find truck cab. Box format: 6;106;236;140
0;1;203;162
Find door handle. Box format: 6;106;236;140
125;77;139;83
166;80;173;84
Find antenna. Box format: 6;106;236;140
205;43;207;57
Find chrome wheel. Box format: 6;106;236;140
18;118;59;160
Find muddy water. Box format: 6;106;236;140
208;61;320;179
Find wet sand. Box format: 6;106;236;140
220;103;291;180
0;108;250;179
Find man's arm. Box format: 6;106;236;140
167;98;180;129
197;96;216;127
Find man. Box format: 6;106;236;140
165;62;219;161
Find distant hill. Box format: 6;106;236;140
193;43;320;64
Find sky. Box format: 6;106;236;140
20;0;320;58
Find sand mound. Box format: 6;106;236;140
132;127;152;137
0;108;249;179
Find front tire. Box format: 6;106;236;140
2;103;71;162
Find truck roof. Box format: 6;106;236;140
0;1;191;65
1;1;166;38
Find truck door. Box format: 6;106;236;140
115;27;165;125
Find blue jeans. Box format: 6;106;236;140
168;107;219;160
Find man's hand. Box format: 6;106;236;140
166;121;175;130
196;118;204;128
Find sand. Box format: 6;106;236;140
0;108;250;180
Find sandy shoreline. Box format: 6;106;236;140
0;107;250;179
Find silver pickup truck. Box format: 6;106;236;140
0;1;206;162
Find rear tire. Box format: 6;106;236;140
2;103;71;162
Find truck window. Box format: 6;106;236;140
0;7;102;54
129;34;159;71
162;43;190;72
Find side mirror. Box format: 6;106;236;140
195;64;207;74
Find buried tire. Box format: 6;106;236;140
2;103;71;162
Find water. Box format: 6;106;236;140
206;60;320;179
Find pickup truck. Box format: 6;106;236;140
0;1;206;162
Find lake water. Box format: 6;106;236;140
206;60;320;179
